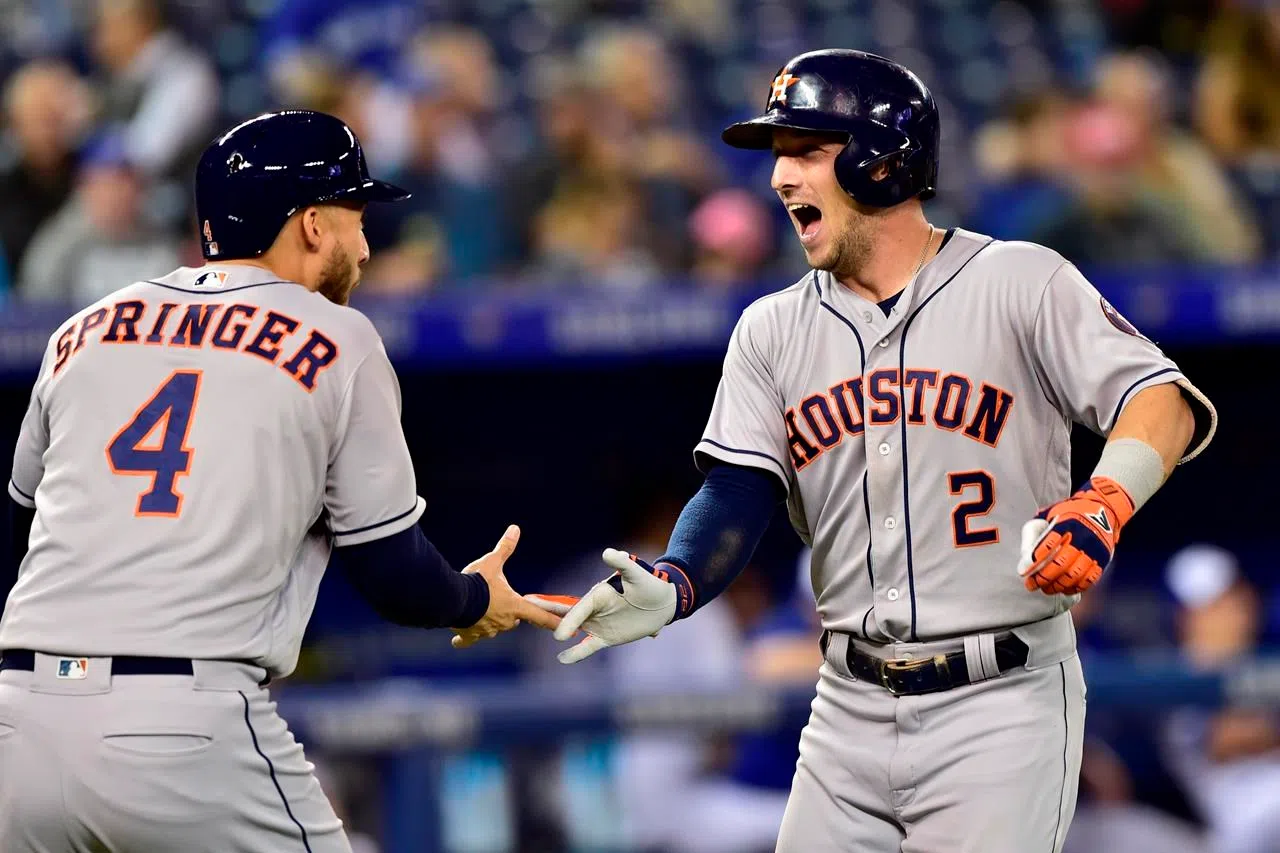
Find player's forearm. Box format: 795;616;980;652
656;463;781;619
1108;383;1196;478
335;524;490;629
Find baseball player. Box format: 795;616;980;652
529;50;1217;852
0;110;558;852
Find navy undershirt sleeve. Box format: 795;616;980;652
335;523;490;629
2;497;35;613
656;462;783;619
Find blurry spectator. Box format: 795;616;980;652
970;93;1077;241
531;175;662;291
505;57;623;262
578;25;722;271
17;132;180;305
688;188;773;288
1162;544;1280;853
1034;100;1211;266
91;0;219;182
1195;6;1280;165
1092;51;1261;262
359;27;509;291
0;59;91;281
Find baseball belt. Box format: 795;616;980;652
0;649;269;685
820;630;1029;697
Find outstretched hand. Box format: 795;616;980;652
525;548;679;664
450;525;562;649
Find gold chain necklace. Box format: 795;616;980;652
912;224;935;279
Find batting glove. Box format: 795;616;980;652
525;549;678;664
1018;477;1136;596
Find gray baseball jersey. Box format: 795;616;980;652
4;264;425;679
696;228;1216;642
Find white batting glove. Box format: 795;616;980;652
1016;518;1051;579
525;548;678;664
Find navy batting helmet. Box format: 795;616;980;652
195;110;409;260
722;50;939;208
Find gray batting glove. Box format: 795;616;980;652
525;548;678;664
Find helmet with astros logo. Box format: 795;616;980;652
722;49;940;208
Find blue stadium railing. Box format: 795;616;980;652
276;652;1280;853
1;263;1278;376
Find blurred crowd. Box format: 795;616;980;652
0;0;1278;305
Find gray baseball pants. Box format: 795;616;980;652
0;652;350;852
776;613;1086;853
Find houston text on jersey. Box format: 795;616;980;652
785;368;1014;470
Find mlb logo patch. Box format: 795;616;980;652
57;658;89;679
193;270;229;289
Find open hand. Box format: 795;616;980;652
450;525;562;649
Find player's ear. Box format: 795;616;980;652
298;206;325;252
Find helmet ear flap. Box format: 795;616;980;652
834;138;924;208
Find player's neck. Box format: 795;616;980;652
834;215;938;304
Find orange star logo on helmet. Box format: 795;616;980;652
770;73;800;106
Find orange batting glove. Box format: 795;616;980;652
1018;477;1136;596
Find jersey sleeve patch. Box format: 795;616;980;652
1100;296;1146;340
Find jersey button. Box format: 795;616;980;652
863;311;873;322
878;442;891;456
878;339;889;348
887;588;900;601
884;516;897;529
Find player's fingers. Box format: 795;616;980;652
489;524;521;564
557;634;608;665
523;594;578;616
601;547;637;574
514;597;563;632
553;591;598;642
1075;563;1104;593
1054;552;1097;594
1027;542;1071;591
1024;535;1065;585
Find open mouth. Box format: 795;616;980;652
787;203;824;243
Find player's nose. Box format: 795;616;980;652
358;232;370;266
770;155;802;195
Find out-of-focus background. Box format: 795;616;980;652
1;0;1279;851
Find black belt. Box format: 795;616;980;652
0;649;278;687
820;630;1028;696
0;649;194;675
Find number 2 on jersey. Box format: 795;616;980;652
106;370;202;517
948;470;998;547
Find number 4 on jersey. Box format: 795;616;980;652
106;370;202;517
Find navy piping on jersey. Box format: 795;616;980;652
240;691;313;852
860;605;873;639
897;239;995;640
697;439;789;484
144;279;293;295
330;504;418;538
1109;367;1181;431
810;271;876;599
8;479;33;502
1050;662;1069;851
